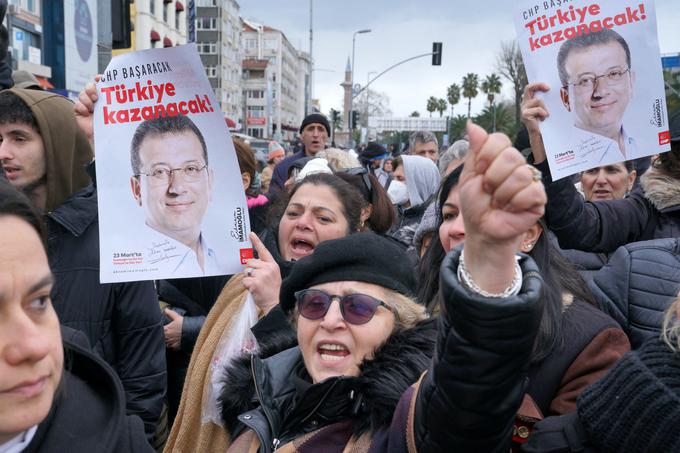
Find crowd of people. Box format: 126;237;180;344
2;37;680;453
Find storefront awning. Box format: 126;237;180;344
175;1;184;11
150;30;160;42
163;37;173;47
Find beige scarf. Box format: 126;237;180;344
165;274;251;453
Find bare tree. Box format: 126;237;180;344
496;40;528;127
354;88;393;128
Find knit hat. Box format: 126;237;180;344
295;158;333;182
576;337;680;451
360;142;389;163
279;233;417;313
299;113;331;136
413;201;438;252
268;141;285;161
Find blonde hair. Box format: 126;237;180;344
316;148;360;171
662;294;680;352
383;289;428;331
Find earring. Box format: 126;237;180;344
524;242;534;251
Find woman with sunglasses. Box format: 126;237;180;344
417;144;629;449
216;123;546;452
166;173;368;452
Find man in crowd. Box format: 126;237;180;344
130;115;218;275
268;113;330;193
558;28;637;162
409;130;439;163
0;88;166;443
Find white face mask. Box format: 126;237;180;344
387;180;409;206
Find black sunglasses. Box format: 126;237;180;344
343;167;373;200
294;289;392;325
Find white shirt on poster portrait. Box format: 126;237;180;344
572;126;638;168
145;228;221;276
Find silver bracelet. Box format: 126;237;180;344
457;249;523;298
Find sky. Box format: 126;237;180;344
239;0;680;118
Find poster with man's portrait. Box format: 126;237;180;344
94;44;252;283
514;0;671;180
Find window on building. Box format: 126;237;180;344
247;90;264;99
163;2;169;22
176;11;181;30
149;0;155;16
248;128;264;138
197;42;216;54
196;0;217;5
247;106;265;118
195;17;216;30
245;39;257;50
205;66;217;78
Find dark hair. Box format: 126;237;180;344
417;169;595;363
417;166;462;312
557;29;631;87
233;139;259;197
335;171;396;234
267;173;364;235
130;115;208;175
0;90;39;131
0;177;46;245
653;141;680;179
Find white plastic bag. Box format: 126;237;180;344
202;292;260;426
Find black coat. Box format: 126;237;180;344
537;161;680;253
218;248;544;453
588;238;680;349
46;185;166;441
23;327;154;453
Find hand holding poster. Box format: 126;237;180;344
94;44;252;283
514;0;670;180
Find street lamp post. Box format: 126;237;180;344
350;28;371;136
365;71;377;131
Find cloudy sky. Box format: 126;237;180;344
239;0;680;118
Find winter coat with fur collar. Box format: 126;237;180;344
537;161;680;254
218;249;544;453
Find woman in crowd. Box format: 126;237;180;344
521;81;680;253
0;179;152;452
214;122;547;452
525;294;680;452
417;156;629;427
438;139;469;176
335;168;396;235
388;155;440;247
234;139;269;235
260;141;285;193
579;161;636;201
165;173;367;452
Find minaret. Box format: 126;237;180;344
340;56;352;132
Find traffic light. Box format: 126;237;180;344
112;0;132;49
350;110;360;129
432;42;442;66
330;108;340;124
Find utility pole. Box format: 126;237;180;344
308;0;313;114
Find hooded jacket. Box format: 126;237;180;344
7;88;92;213
538;160;680;253
7;88;166;441
23;326;153;453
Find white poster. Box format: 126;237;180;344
94;44;252;283
515;0;670;180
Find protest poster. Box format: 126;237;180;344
514;0;671;180
94;44;252;283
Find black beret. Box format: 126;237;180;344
279;233;417;313
299;113;331;136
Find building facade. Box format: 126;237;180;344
4;0;52;87
133;0;186;51
242;19;301;141
242;58;273;138
193;0;241;126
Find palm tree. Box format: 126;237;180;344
436;98;447;117
426;96;438;117
450;114;469;141
480;73;502;131
446;83;461;118
474;101;515;137
461;73;479;119
410;110;421;117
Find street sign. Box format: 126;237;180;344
662;54;680;70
